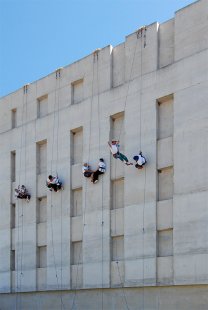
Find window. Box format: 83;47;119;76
157;229;173;257
111;178;124;209
72;188;82;217
11;151;16;182
11;109;17;128
37;197;47;223
157;95;173;139
36;140;47;174
111;236;124;261
71;241;82;265
37;246;47;268
71;128;83;164
37;95;48;118
71;79;84;104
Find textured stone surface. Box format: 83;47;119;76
0;0;208;308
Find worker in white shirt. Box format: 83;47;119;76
108;140;133;166
133;151;146;169
91;158;106;184
46;175;63;192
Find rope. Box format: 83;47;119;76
113;31;140;310
138;27;147;310
70;53;96;310
15;85;27;310
49;69;66;309
95;50;105;310
116;262;130;310
20;84;29;293
139;30;143;151
118;30;140;142
142;166;147;310
113;27;147;310
56;70;64;309
34;81;42;310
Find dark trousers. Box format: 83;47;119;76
113;152;129;162
92;170;104;183
17;194;31;200
48;183;62;192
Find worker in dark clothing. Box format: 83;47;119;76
91;158;106;184
15;185;31;202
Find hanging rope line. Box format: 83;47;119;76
139;26;147;151
113;27;147;310
138;27;147;310
34;81;43;310
15;84;28;310
93;49;105;310
49;68;65;309
55;68;64;309
118;29;142;141
19;84;28;308
115;31;141;310
142;166;147;310
70;53;96;310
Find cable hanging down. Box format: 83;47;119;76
70;51;97;310
49;68;65;310
112;26;148;310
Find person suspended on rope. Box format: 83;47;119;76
108;140;133;166
46;175;63;192
82;163;94;178
133;151;146;169
91;158;106;184
15;185;31;202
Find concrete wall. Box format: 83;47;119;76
1;285;208;310
0;0;208;308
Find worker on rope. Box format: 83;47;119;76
108;140;133;166
91;158;106;184
82;163;94;178
46;175;63;192
133;151;146;169
15;185;31;202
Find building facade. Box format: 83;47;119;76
0;0;208;308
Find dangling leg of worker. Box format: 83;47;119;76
26;194;31;202
92;170;103;184
118;152;133;165
92;170;99;183
57;182;63;191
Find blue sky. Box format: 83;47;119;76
0;0;195;97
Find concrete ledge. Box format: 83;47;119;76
157;256;173;285
1;285;208;309
11;271;15;292
111;261;124;287
71;264;83;289
174;253;208;284
37;268;47;291
0;271;11;293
